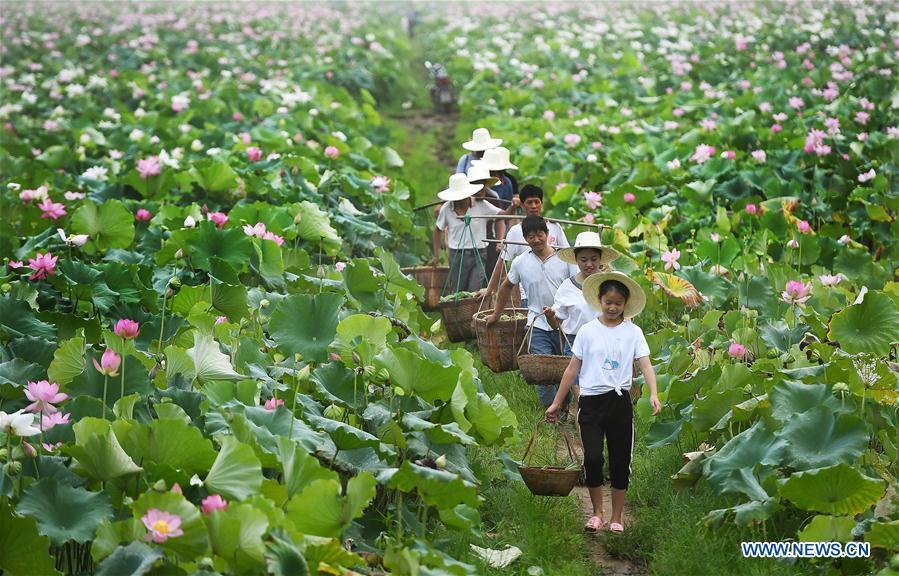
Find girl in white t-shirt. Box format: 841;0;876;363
545;271;661;535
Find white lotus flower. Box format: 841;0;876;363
0;410;41;437
183;216;196;228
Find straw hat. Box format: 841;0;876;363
557;231;622;265
466;164;500;187
438;173;481;201
472;147;518;171
462;128;502;152
582;270;646;318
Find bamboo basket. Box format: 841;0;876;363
517;322;573;386
472;309;528;373
518;422;581;497
438;294;482;342
401;265;449;311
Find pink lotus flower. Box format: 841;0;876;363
661;248;681;271
728;342;747;360
584;191;602;210
42;442;62;452
858;169;876;183
215;316;228;324
25;381;68;414
371;175;390;193
201;494;228;515
854;111;869;125
787;239;799;249
114;319;139;339
20;185;49;203
782;280;812;305
710;233;720;243
543;110;555;120
264;397;284;411
701;118;717;131
583;213;595;224
232;112;243;121
690;144;715;164
563;133;581;147
797;220;811;234
207;212;228;228
246;147;262;162
135;208;152;222
720;150;735;160
8;260;24;269
751;150;766;163
170;483;182;494
838;235;851;245
28;252;58;281
41;412;70;430
137;156;161;180
142;509;183;543
592;141;602;150
92;348;121;377
745;204;758;215
819;274;845;287
771;124;782;133
335;262;346;272
324;146;339;159
262;231;284;246
243;222;267;238
38;199;67;220
623;192;636;204
788;96;804;110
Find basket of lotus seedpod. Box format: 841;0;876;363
401;265;449;311
438;290;485;342
517;320;573;387
518;421;581;497
472;308;528;373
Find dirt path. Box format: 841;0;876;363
559;428;646;575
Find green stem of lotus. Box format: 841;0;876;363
288;356;301;439
120;356;126;410
102;375;109;420
158;284;168;357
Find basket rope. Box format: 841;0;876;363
521;420;577;467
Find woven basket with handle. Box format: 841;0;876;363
402;265;449;311
472;308;528;373
518;421;581;497
516;321;573;386
438;294;482;342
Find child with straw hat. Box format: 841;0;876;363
545;271;661;535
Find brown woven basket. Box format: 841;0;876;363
516;321;573;386
438;295;482;342
518;422;581;497
401;266;449;311
472;309;528;373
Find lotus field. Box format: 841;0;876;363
0;2;897;575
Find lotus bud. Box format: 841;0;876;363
435;454;447;469
329;352;341;362
183;215;197;228
22;442;36;459
8;461;22;475
1;283;10;293
363;365;376;378
296;364;312;382
174;248;184;259
393;386;405;396
152;479;167;491
832;382;850;395
352;351;362;365
0;448;6;459
323;404;345;420
259;299;270;308
742;384;753;395
317;264;326;278
376;367;390;382
122;495;134;506
190;474;203;487
293;212;303;224
168;276;181;288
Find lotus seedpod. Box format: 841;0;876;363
8;461;22;475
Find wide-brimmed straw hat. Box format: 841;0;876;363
466;164;500;187
582;270;647;319
438;173;482;201
472;147;518;171
462;128;502;152
557;231;622;265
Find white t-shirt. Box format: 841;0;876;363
501;221;570;300
436;200;502;250
572;319;650;397
507;251;577;331
552;276;597;335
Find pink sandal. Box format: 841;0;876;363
608;522;624;533
584;516;605;532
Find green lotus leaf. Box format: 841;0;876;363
251;236;285;286
91;519;145;563
798;515;856;543
65;417;142;481
0;295;56;341
207;502;269;572
375;247;423;300
703;420;786;500
374;347;460;404
311;361;363;409
286;472;377;538
186;331;243;383
9;335;57;367
130;491;209;560
293;201;342;254
690;388;743;433
303;534;367;574
278;436;338;498
401;413;477;446
0;502;60;576
782;406;869;470
204;436;263;501
334;313;392;365
737;276;775;310
828;291;899;356
184;221;254;273
704;498;775;527
306;414;395;459
268;293;344;362
47;335;85;385
645;420;683;449
769;381;839;422
865;520;899;550
264;531;310;576
94;542;163;576
69;350;151;407
759;320;808;353
779;463;885;515
16;478;113;546
229;406;328;458
465;391;517;445
0;358;44;400
192;158;238;192
171;284;212;317
675;267;732;307
380;461;479;510
211;278;248;321
114;418;216;476
71;199;135;252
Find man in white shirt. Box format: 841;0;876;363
486;215;577;416
485;184;570;307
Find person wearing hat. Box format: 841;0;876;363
545;271;661;535
472;146;519;204
432;173;506;294
486;215;578;417
486;184;570;307
456;127;502;175
544;231;622;349
467;163;517;276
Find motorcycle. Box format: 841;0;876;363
425;61;455;114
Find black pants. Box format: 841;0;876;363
578;391;634;489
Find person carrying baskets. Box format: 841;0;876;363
486;215;577;419
545;271;661;534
